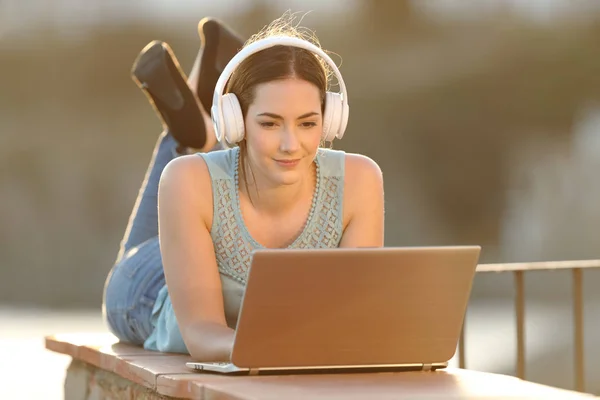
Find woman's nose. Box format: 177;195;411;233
279;127;300;152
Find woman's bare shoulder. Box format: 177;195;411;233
161;154;210;184
343;152;384;189
342;152;384;210
337;152;385;246
159;154;213;221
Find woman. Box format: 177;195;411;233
103;14;385;362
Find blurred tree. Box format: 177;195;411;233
360;0;414;34
229;0;283;39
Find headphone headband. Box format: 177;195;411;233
211;36;349;143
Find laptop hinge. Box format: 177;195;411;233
422;363;433;371
248;368;260;376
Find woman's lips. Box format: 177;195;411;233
274;158;301;168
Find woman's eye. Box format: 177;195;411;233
258;121;317;129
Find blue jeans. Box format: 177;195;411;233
102;131;178;345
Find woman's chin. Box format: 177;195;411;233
271;170;302;186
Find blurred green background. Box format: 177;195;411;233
2;0;600;395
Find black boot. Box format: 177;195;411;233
131;18;245;151
190;17;245;115
131;41;207;150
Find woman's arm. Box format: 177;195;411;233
338;153;385;248
157;155;234;361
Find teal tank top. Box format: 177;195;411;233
144;146;346;353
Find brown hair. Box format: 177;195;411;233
224;12;334;195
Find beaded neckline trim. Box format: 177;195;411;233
232;146;322;249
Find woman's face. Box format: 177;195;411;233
243;77;323;187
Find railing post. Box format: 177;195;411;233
459;318;466;369
515;270;526;380
573;268;585;392
475;260;598;390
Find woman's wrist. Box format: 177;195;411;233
185;321;235;362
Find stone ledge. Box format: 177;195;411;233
46;333;599;399
65;359;176;400
45;333;203;397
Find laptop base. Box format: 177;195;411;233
186;362;448;376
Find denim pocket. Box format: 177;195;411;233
105;308;142;344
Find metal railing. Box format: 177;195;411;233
458;259;600;393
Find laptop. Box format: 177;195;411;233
186;246;481;375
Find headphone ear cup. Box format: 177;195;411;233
338;98;349;140
211;104;223;143
221;93;245;144
322;92;343;142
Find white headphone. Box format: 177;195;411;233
210;36;350;145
